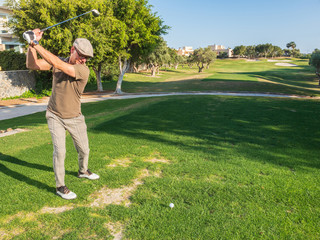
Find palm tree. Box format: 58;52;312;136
286;42;296;57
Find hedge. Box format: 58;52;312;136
0;50;27;71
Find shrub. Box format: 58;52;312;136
102;64;119;81
217;52;229;59
34;70;52;95
300;54;311;59
0;50;27;71
88;68;96;84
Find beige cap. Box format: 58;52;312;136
73;38;94;58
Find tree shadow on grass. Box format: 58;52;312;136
0;152;74;193
204;65;317;89
0;152;55;193
91;96;320;170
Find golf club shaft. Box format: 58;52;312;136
40;10;93;32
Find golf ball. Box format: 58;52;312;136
169;203;174;208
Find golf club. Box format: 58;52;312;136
23;9;100;43
40;9;100;32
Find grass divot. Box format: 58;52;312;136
144;158;170;164
90;169;154;208
40;206;74;214
105;221;125;240
107;158;132;168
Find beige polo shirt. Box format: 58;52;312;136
47;59;90;119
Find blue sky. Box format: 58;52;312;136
148;0;320;53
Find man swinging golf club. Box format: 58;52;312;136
25;29;99;200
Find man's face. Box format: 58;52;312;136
70;46;87;64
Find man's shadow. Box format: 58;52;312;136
0;152;74;193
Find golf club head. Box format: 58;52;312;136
91;9;100;17
23;30;36;43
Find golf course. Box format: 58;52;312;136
0;58;319;239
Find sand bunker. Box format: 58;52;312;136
267;59;292;62
275;63;298;67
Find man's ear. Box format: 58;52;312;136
71;46;75;54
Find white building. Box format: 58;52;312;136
177;46;194;56
0;6;24;52
208;44;233;58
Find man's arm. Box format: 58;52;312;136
32;44;76;78
26;47;52;71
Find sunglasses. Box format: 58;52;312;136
74;47;87;60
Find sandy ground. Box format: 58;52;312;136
0;91;113;107
275;63;298;67
0;97;49;107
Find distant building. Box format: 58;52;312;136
0;6;23;52
177;46;194;56
208;44;233;58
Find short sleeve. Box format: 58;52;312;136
73;64;90;81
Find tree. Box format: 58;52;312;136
218;52;228;59
309;49;320;85
255;43;274;58
286;41;297;57
270;46;284;58
168;48;184;69
143;38;170;76
245;45;256;59
203;47;217;69
233;45;246;58
286;41;296;50
111;0;168;94
291;48;301;58
186;54;194;68
191;47;216;73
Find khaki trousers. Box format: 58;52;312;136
46;110;90;187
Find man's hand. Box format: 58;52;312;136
32;28;43;41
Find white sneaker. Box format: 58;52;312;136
56;186;77;200
78;169;100;180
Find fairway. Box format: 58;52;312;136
0;95;319;239
86;59;320;98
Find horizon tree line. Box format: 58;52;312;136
233;42;302;59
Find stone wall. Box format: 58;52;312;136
0;70;36;99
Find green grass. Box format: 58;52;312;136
84;58;320;97
0;96;319;239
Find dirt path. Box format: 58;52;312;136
0;91;114;107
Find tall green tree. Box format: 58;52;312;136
111;0;168;93
309;49;320;85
